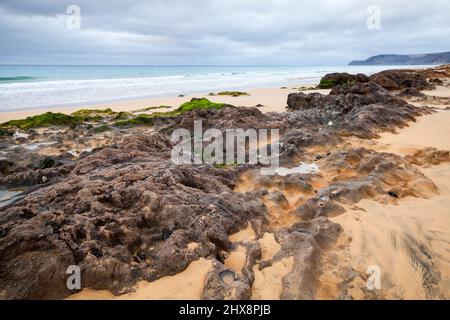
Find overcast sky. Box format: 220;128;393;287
0;0;449;65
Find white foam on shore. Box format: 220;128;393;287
0;65;427;111
13;131;29;139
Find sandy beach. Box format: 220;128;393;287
334;97;450;299
0;85;328;123
1;65;450;300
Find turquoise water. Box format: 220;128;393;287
0;65;429;111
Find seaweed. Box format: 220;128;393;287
318;79;356;89
217;91;250;97
1;112;83;129
114;98;225;127
132;106;172;113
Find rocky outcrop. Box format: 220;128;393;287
369;69;434;91
317;72;369;89
0;65;444;300
0;133;267;299
286;82;425;139
397;88;427;98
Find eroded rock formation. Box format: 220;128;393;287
1;66;449;300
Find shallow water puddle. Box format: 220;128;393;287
268;162;319;177
13;131;29;139
0;189;24;208
23;141;58;151
275;162;319;176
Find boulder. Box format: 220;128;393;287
318;72;369;89
369;69;434;91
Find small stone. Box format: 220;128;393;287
0;227;7;238
89;247;103;258
388;191;398;198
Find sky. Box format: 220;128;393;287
0;0;449;65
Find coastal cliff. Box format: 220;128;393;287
349;51;450;65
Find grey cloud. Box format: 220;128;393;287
0;0;449;65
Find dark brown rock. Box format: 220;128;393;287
369;69;434;91
0;133;268;299
318;72;369;89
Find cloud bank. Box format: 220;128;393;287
0;0;449;65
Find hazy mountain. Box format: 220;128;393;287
349;51;450;65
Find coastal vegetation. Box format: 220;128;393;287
70;108;116;117
0;112;88;129
0;99;226;129
0;108;120;129
132;106;172;113
115;98;225;126
317;79;357;89
214;91;250;97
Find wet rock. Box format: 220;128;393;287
0;133;267;299
0;159;16;176
166;105;275;133
317;148;439;201
397;88;426;98
0;227;7;238
388;191;398;198
318;72;369;89
429;78;444;85
269;218;341;299
289;217;342;249
369;69;434;91
39;157;55;169
203;263;252;300
0;128;14;139
295;196;346;220
286;82;423;139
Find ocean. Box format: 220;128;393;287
0;65;428;111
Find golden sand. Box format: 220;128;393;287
67;258;213;300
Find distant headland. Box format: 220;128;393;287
349;51;450;65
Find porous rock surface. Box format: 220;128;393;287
0;67;444;300
0;134;267;299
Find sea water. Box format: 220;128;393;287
0;64;430;111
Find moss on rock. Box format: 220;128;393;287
217;91;250;97
114;98;226;127
0;112;84;129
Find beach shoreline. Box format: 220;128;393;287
0;84;329;123
1;65;450;300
